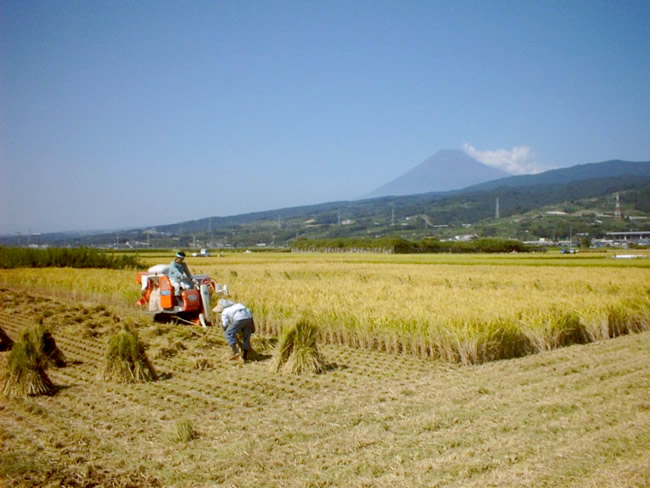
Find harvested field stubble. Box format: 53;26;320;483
0;296;648;487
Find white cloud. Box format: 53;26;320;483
463;144;547;175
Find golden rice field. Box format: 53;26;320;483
1;251;648;364
1;251;649;487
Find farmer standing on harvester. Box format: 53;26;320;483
214;299;255;360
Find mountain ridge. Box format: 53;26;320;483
363;149;510;198
464;160;650;192
3;158;649;246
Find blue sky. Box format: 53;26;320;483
1;0;648;234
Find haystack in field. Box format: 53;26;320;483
0;327;13;351
103;326;157;383
1;333;57;398
272;318;325;374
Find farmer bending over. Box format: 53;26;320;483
214;299;255;360
169;251;193;295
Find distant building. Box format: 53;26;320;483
453;234;478;242
605;231;650;244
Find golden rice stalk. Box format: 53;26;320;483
607;299;650;337
102;326;157;383
272;324;296;371
1;337;57;398
272;318;325;374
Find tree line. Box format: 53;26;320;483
0;247;142;269
292;237;531;254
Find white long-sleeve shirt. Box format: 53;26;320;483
221;303;253;329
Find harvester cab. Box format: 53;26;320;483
136;264;229;327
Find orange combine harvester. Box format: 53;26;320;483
136;264;227;327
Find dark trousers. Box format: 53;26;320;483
225;318;253;350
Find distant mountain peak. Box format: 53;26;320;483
363;149;510;198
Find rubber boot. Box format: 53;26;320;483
229;344;240;360
242;348;249;361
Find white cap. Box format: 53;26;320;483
213;299;234;313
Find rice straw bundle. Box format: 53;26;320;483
103;326;157;383
1;332;57;398
272;318;325;374
24;320;66;368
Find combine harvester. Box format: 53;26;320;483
136;264;228;327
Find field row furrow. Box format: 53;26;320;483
0;311;104;352
54;339;104;365
2;399;159;479
0;316;28;337
55;362;242;414
134;380;231;411
168;369;312;402
48;367;99;389
160;368;321;410
0;315;31;331
54;330;103;351
42;368;206;429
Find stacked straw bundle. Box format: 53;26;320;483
1;321;64;398
103;325;157;383
272;318;325;374
26;320;66;368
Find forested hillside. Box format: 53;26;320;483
3;162;649;248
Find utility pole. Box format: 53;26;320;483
615;192;623;220
495;197;500;219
